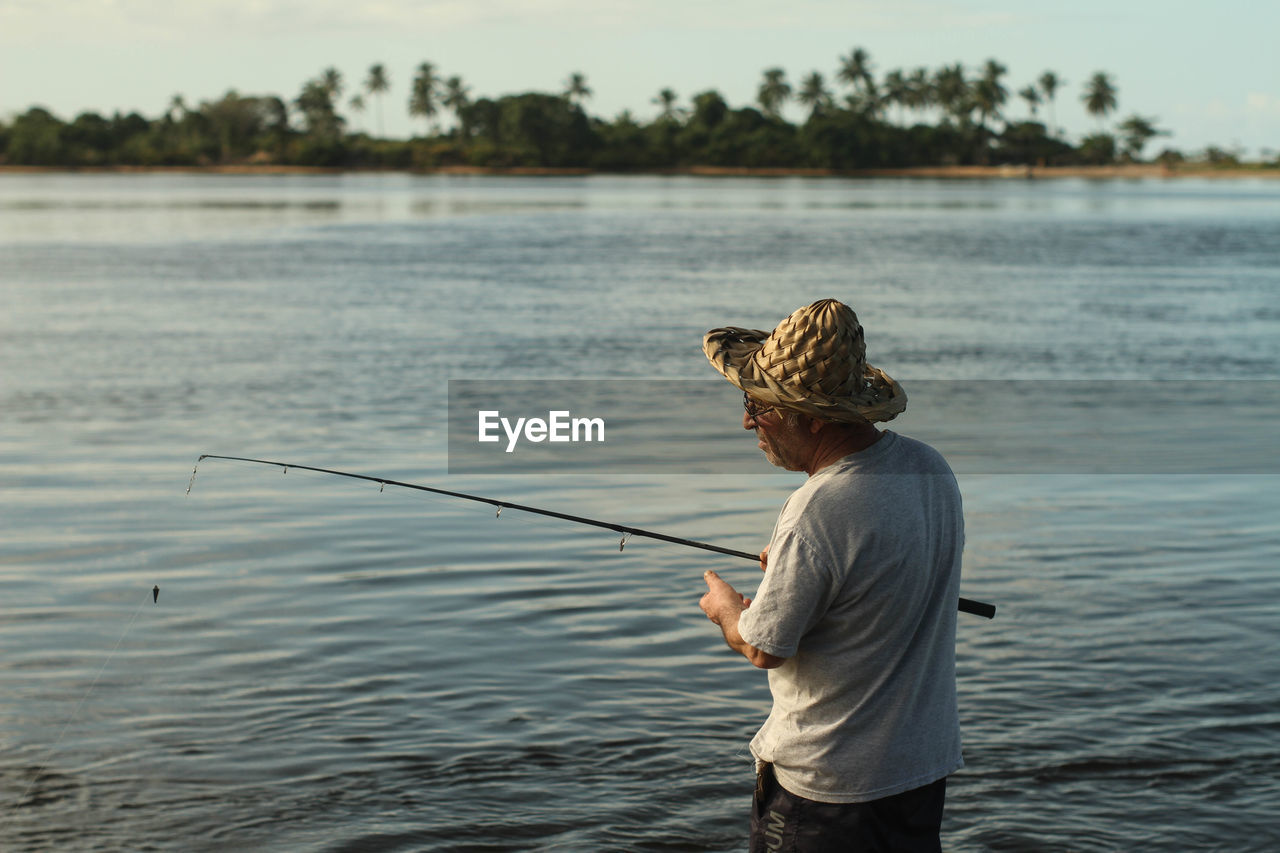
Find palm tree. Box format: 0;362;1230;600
1038;70;1062;136
263;96;289;135
364;64;390;138
1018;85;1042;120
295;78;343;138
933;63;970;125
564;72;591;106
167;94;187;123
652;88;682;123
836;47;875;95
906;67;935;124
975;59;1008;127
348;94;366;133
882;69;909;125
843;85;882;120
409;62;441;135
972;82;1000;131
757;68;791;119
442;76;471;137
320;67;343;100
1082;71;1118;129
797;71;833;118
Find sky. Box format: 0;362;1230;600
2;0;1278;157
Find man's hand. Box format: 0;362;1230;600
759;544;769;572
700;570;749;625
699;570;784;669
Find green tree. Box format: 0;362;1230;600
905;67;935;124
564;72;592;106
1078;131;1117;164
801;107;884;169
458;98;501;148
756;68;791;120
964;60;1008;164
364;64;390;137
1038;70;1062;136
652;88;683;123
882;69;909;125
296;78;344;138
933;62;971;125
697;106;799;167
797;71;833;118
442;76;471;138
64;112;113;163
106;111;155;164
157;96;204;163
973;59;1008;128
1018;85;1042;119
836;47;875;95
410;62;441;135
645;112;683;165
676;90;730;160
460;92;596;166
843;86;883;121
996;121;1072;166
6;107;67;165
689;90;729;127
259;96;290;159
348;94;366;133
1116;114;1166;161
1199;145;1241;166
320;67;343;100
1082;72;1118;128
595;110;651;170
496;92;597;166
202;90;275;160
167;94;187;123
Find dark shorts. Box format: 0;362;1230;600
750;763;946;853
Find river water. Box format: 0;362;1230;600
1;173;1278;851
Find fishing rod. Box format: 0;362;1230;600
189;454;996;619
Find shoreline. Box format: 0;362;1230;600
0;163;1275;180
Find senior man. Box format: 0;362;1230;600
699;299;964;853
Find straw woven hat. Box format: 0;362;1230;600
703;299;906;423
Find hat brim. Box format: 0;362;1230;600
703;325;907;423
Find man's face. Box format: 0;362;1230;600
743;400;812;472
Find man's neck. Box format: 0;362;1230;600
804;424;883;476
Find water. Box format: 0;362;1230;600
2;173;1279;851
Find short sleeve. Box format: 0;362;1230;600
736;525;837;659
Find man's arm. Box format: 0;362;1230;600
699;570;786;669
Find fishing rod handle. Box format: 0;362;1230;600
958;597;996;619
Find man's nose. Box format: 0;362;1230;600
743;409;756;430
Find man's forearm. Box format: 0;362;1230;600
701;571;785;669
718;609;784;669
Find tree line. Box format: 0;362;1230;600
0;49;1256;171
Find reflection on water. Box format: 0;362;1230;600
1;174;1279;851
5;171;1279;244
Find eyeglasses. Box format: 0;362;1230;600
743;391;777;423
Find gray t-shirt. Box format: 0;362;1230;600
736;430;964;803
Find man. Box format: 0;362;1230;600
699;299;964;852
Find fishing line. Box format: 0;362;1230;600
190;454;996;619
2;588;155;826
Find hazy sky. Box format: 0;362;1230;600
2;0;1277;156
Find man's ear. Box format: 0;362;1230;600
808;416;826;435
